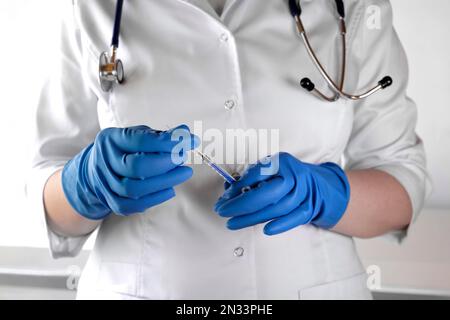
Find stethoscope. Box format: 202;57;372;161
99;0;393;102
98;0;125;92
289;0;392;101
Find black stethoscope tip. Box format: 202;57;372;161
379;76;393;89
300;78;315;92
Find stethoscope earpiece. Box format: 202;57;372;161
379;76;393;89
300;78;315;92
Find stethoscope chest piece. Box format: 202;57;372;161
99;0;125;93
99;49;124;92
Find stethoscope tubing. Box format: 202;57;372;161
297;16;386;101
290;0;393;101
111;0;124;49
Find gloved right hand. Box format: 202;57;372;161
62;125;199;220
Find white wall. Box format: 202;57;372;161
391;0;450;208
355;0;450;294
0;0;61;246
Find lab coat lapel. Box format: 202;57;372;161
177;0;239;21
177;0;221;19
221;0;239;17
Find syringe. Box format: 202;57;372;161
194;150;237;184
165;125;236;184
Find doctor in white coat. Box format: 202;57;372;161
28;0;430;299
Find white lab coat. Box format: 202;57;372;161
28;0;429;300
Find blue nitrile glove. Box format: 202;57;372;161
214;152;350;235
62;125;199;220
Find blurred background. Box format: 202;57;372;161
0;0;449;299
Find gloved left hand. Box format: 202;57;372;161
214;152;350;235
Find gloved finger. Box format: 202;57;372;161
229;163;273;193
224;181;232;190
103;125;200;153
218;153;281;201
215;176;293;217
214;164;273;210
107;188;176;216
108;150;185;179
226;185;304;230
108;166;194;199
166;124;201;163
263;198;314;236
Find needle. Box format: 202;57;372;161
194;150;237;184
165;125;236;184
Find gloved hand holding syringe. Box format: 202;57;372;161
61;122;240;221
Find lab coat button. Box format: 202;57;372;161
234;247;244;257
224;100;236;110
220;33;229;42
